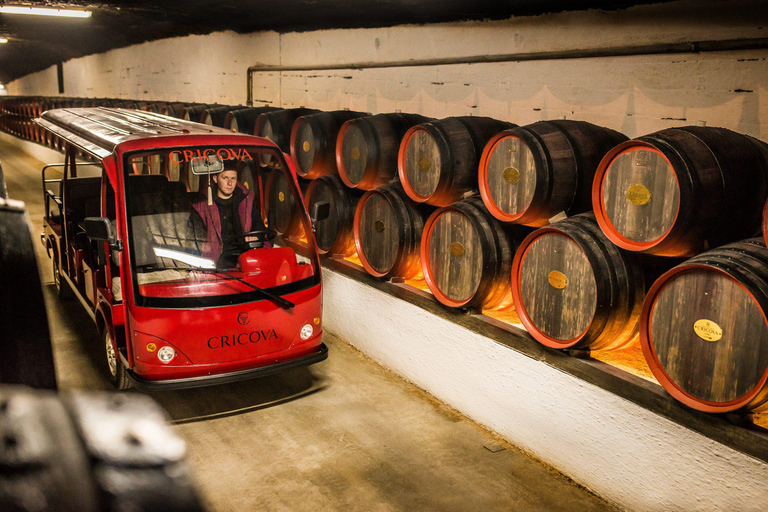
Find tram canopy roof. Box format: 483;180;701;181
35;107;236;159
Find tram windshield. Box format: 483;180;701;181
122;145;319;308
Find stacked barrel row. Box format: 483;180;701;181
0;96;280;148
271;108;768;416
6;95;768;415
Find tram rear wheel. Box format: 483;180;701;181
53;255;74;299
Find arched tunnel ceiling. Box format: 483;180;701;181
0;1;673;85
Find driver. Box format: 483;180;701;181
191;159;268;268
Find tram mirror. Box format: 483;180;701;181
190;156;224;175
84;217;113;241
311;201;330;224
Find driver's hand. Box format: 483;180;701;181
245;236;258;242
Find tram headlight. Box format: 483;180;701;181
157;346;176;363
300;323;314;340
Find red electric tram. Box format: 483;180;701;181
37;108;328;389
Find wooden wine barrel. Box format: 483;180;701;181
479;120;628;227
512;213;646;351
264;167;307;237
593;126;768;256
304;174;363;256
181;104;213;122
421;196;528;310
353;184;431;279
224;106;279;134
290;110;369;179
255;108;320;168
398;116;515;207
201;105;249;127
336;113;433;190
162;102;191;118
144;102;167;113
641;238;768;412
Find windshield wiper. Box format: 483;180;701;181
146;265;295;309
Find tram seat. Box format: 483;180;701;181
65;177;101;248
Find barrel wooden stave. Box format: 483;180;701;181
264;168;307;238
594;127;768;256
422;196;523;310
181;104;214;123
337;113;432;190
641;238;768;412
398;116;515;206
224;106;279;134
513;213;646;350
290;110;369;179
353;184;429;279
304;174;361;256
202;105;250;127
480;120;628;227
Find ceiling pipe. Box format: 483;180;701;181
247;36;768;106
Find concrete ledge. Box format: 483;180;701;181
322;263;768;511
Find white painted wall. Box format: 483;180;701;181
7;0;768;139
322;270;768;512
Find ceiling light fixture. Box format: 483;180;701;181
0;6;92;18
0;38;7;43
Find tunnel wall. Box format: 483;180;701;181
8;0;768;140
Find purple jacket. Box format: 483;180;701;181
192;183;255;261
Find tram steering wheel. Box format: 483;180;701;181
226;229;277;250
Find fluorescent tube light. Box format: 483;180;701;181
0;38;7;43
0;6;92;18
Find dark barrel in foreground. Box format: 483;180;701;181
0;388;204;512
641;238;768;413
593;126;768;256
353;184;431;279
512;213;646;351
421;196;527;311
336;113;432;190
304;174;362;256
398;116;515;206
479;120;627;227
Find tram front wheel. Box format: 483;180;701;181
104;328;131;390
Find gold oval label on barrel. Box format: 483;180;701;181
278;191;285;203
374;220;385;233
693;319;723;342
450;242;465;258
418;156;431;171
503;167;520;184
302;141;310;152
626;184;651;206
351;147;361;160
548;271;568;290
